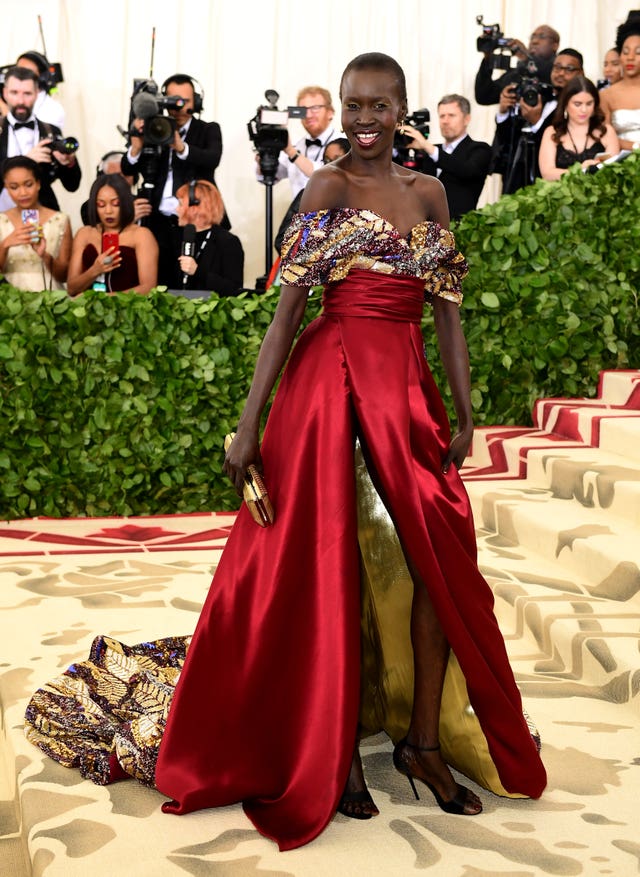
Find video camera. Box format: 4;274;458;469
476;15;514;71
248;90;307;185
126;78;188;196
393;108;430;169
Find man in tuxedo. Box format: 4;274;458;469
403;95;491;220
258;86;339;198
122;73;227;285
0;66;81;212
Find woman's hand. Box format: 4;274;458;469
95;245;121;274
442;424;474;474
31;229;47;259
178;254;197;276
223;428;261;497
4;222;39;249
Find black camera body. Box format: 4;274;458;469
248;90;302;185
393;108;431;169
513;61;554;108
476;15;514;71
127;78;187;195
47;136;79;155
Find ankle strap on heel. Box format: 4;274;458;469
403;738;440;752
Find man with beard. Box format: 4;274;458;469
0;66;81;211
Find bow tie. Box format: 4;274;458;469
305;138;322;148
13;121;35;131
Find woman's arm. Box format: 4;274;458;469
66;227;119;296
0;216;34;271
538;127;564;181
131;226;159;294
224;284;310;494
41;216;72;282
432;297;473;472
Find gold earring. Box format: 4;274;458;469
399;120;405;135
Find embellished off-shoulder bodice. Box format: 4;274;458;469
280;208;468;305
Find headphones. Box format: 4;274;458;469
188;179;200;206
17;51;57;93
160;74;204;115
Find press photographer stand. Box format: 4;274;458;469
504;126;538;193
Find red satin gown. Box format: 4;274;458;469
154;209;546;850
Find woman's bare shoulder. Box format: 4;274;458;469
411;171;449;225
299;163;348;212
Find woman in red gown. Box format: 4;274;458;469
154;53;546;846
25;53;546;851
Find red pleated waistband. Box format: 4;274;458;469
322;270;425;323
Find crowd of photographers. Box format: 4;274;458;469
0;17;635;294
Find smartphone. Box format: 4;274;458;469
22;208;39;226
102;232;119;253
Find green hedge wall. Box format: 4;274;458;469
1;155;638;519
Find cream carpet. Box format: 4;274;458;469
1;369;639;877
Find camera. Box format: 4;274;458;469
476;15;514;71
126;78;187;194
513;62;554;108
47;136;79;155
248;90;306;185
393;108;430;169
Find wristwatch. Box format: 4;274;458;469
289;150;300;163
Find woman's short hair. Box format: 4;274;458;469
339;52;407;106
1;155;41;183
86;174;135;227
552;76;605;143
175;180;224;226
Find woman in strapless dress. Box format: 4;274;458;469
600;15;640;150
66;173;158;296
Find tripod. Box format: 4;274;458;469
504;126;538;194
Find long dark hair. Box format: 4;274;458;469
552;76;606;144
86;173;135;228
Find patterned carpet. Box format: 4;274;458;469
2;371;639;876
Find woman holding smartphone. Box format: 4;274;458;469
66;174;158;296
0;156;71;291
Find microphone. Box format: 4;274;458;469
181;223;196;286
132;92;159;120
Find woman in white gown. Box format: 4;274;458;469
600;14;640;150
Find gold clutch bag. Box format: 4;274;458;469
224;433;275;527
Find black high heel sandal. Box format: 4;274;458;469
392;738;482;815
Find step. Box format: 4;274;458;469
467;481;640;600
475;528;640;706
599;416;640;462
599;369;640;406
533;402;640;444
463;428;585;480
522;446;640;529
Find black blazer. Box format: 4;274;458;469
420;135;492;220
122;117;223;210
0;120;82;210
171;225;244;295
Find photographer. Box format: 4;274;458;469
258;86;339;198
0;66;81;212
402;95;491;220
492;49;584;194
121;73;227;286
475;24;559;106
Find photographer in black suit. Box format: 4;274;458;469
402;95;491;220
0;66;81;212
122;73;228;285
475;24;560;106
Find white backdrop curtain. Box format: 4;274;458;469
1;0;634;287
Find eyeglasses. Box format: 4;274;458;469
552;63;581;73
305;104;328;113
